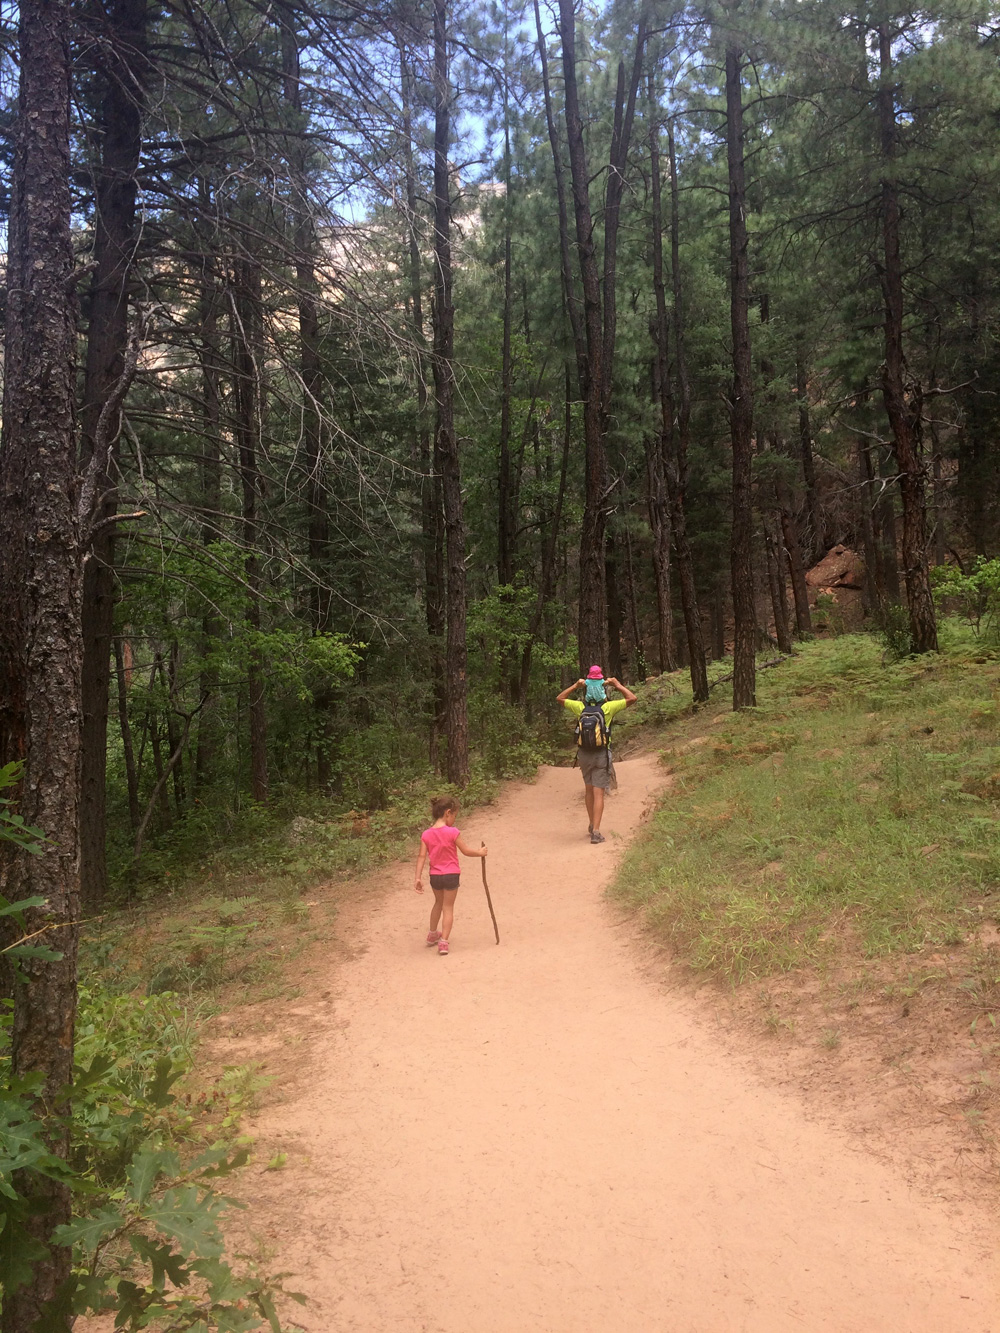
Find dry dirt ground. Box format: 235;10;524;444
201;756;1000;1333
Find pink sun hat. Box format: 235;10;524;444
586;664;604;679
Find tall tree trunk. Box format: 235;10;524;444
876;23;937;652
558;6;644;669
0;0;81;1320
711;574;727;660
644;418;675;674
857;439;882;616
931;425;945;569
779;504;813;635
795;356;822;561
114;636;140;831
496;43;521;702
231;258;269;803
532;0;585;380
959;290;988;554
558;0;608;668
195;231;223;789
78;0;146;912
622;514;645;675
763;511;793;654
725;43;756;708
497;68;516;591
281;12;334;783
667;122;709;700
432;0;468;785
876;470;902;602
645;82;676;676
605;536;624;681
399;41;446;768
519;365;572;701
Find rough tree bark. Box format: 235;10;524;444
518;366;572;701
763;512;793;654
795;356;823;560
779;503;813;636
725;41;757;708
79;0;147;912
857;439;882;616
876;22;937;652
398;41;446;767
0;0;82;1321
643;409;676;674
533;0;584;375
558;0;608;668
194;216;223;790
281;11;335;783
496;66;516;593
667;123;710;700
231;257;270;803
645;76;675;675
432;0;469;785
557;0;645;669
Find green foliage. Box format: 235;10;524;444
932;558;1000;639
0;765;63;974
0;762;49;855
0;985;300;1329
877;604;915;661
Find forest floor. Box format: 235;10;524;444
186;747;998;1332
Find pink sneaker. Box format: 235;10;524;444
437;938;450;955
426;931;442;947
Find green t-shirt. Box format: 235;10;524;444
562;698;628;725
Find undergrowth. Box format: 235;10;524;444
614;623;1000;985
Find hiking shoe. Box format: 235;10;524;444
590;831;606;844
438;938;450;955
426;931;442;947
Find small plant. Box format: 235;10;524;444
820;1027;842;1050
812;591;844;635
877;603;914;661
1;984;301;1330
0;761;50;855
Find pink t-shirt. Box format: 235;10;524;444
422;825;460;875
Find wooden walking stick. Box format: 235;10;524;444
481;843;500;944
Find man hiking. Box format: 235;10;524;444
557;666;637;843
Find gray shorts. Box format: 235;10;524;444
578;748;613;789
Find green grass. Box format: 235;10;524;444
613;625;1000;984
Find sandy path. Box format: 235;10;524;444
247;758;999;1332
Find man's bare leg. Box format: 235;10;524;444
591;787;605;832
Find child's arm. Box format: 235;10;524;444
555;677;586;704
456;837;487;858
605;676;638;705
414;840;428;892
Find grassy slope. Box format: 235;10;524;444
615;625;1000;1005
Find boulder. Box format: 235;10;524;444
805;544;865;590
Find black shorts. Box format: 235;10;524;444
429;873;460;891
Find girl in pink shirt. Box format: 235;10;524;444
413;796;487;955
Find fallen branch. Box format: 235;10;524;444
707;655;790;692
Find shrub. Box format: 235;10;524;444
932;557;1000;640
1;982;300;1329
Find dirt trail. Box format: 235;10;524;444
243;758;999;1332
